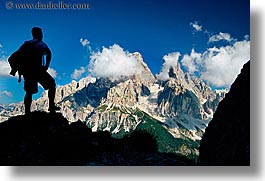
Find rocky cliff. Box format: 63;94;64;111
199;61;250;165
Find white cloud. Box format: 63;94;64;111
71;66;86;80
156;52;181;80
0;57;10;77
244;35;250;41
181;49;202;74
0;90;13;98
80;38;92;52
190;21;202;32
80;38;90;47
0;44;9;77
89;44;144;79
208;32;234;43
180;40;250;87
47;68;58;78
201;40;250;87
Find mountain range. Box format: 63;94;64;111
0;52;227;159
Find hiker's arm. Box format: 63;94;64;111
43;47;52;71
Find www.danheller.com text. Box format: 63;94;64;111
6;1;90;10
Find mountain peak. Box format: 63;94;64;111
132;52;156;82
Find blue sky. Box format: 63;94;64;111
0;0;250;104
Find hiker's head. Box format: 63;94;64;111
31;27;43;40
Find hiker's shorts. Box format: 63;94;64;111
24;71;56;94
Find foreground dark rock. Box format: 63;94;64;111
199;61;250;166
0;112;194;166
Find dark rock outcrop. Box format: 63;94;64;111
0;112;194;166
199;61;250;165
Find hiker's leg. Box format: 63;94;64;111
48;86;56;108
23;76;38;114
39;71;59;111
48;86;60;112
24;92;32;114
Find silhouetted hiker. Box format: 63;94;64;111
15;27;60;114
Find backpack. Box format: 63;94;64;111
8;40;39;83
